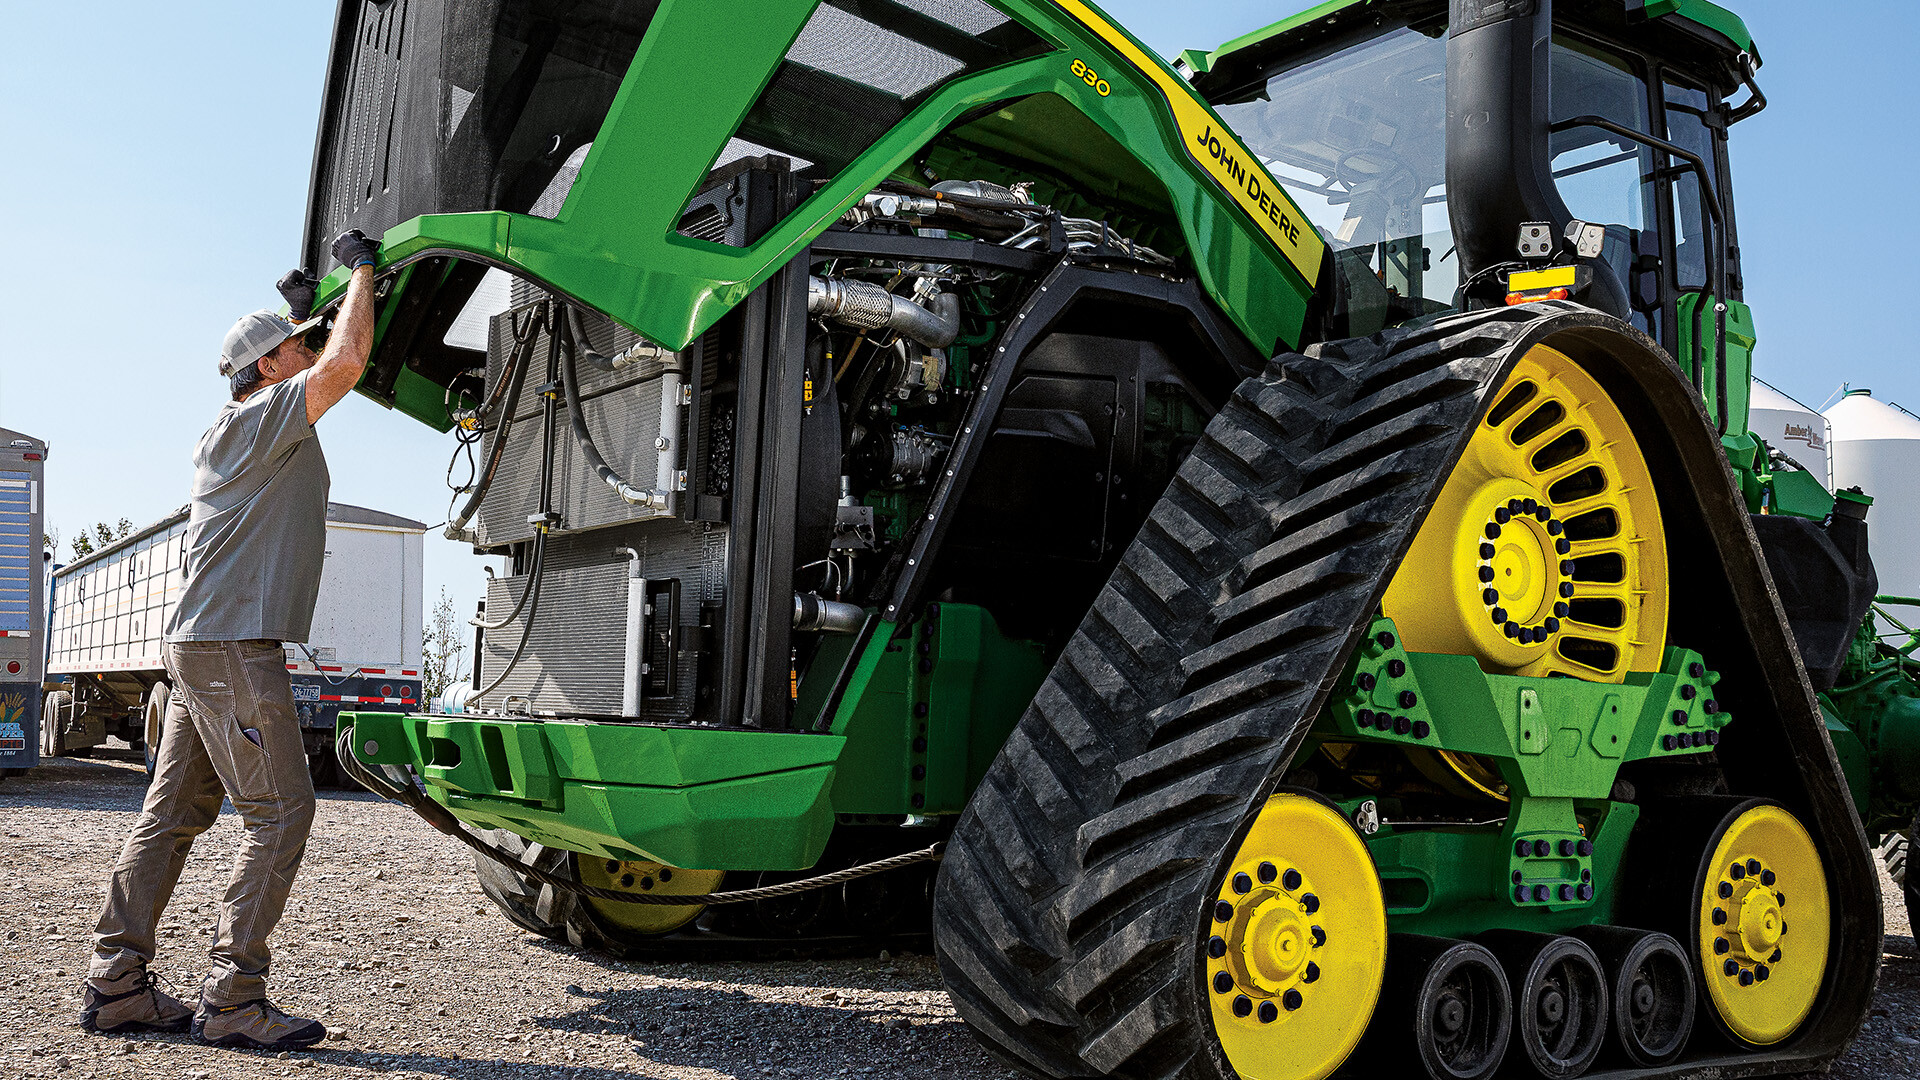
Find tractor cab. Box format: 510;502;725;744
1190;0;1761;432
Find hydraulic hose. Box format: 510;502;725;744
559;306;673;510
564;304;670;373
445;302;543;540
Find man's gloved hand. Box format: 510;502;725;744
331;229;380;272
276;269;320;322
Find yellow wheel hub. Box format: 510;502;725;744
1384;344;1668;681
1696;805;1830;1047
577;857;725;937
1205;794;1387;1080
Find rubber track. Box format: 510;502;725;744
933;307;1554;1080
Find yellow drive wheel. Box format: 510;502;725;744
1694;804;1830;1047
1204;793;1388;1080
576;856;726;937
1384;343;1668;682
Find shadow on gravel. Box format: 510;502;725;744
0;755;389;811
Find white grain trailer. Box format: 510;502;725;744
0;427;48;784
43;501;426;783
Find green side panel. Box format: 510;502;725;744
1723;430;1765;513
1678;294;1757;436
344;712;843;869
1633;0;1758;56
1767;467;1836;521
829;604;1048;815
1817;701;1871;825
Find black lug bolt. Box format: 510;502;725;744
1494;507;1511;524
1387;659;1406;678
1675;710;1691;727
1492;607;1509;624
1232;872;1252;894
1258;1000;1279;1024
1282;868;1302;891
1479;566;1496;583
1304;962;1321;983
1534;839;1551;857
1544;618;1560;633
1761;869;1776;886
1770;948;1782;963
1705;731;1719;746
1283;989;1304;1012
1746;858;1762;876
1398;690;1418;709
1355;708;1375;727
1739;970;1755;987
1311;925;1326;947
1412;720;1432;739
1560;582;1575;597
1688;731;1704;747
1515;885;1531;902
1714;937;1730;955
1214;901;1234;923
1376;712;1396;731
1555;601;1570;618
1508;499;1524;514
1357;673;1376;691
1533;884;1551;902
1522;498;1538;514
1480;542;1497;560
1724;959;1740;977
1208;936;1227;959
1505;621;1521;638
1394;716;1412;735
1756;965;1771;982
1516;840;1532;857
1559;884;1575;901
1546;517;1562;532
1578;884;1594;900
1232;995;1253;1018
1258;862;1278;885
1689;662;1706;678
1556;538;1572;554
1559;839;1575;857
1729;863;1746;880
1776;892;1786;907
1679;685;1697;700
1577;839;1592;856
1560;560;1575;575
1719;881;1734;899
1483;588;1501;605
1301;893;1321;914
1712;907;1727;925
1213;971;1234;994
1376;631;1396;649
1662;735;1677;751
1486;523;1503;540
1703;699;1719;715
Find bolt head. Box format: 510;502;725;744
1232;872;1252;895
1232;995;1253;1018
1714;937;1730;954
1282;868;1302;891
1213;971;1234;994
1213;901;1234;923
1257;862;1278;885
1301;893;1321;914
1283;989;1304;1012
1208;936;1227;959
363;740;379;756
1258;1000;1279;1023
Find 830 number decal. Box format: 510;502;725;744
1071;58;1111;97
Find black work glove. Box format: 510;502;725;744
331;228;380;272
276;268;320;321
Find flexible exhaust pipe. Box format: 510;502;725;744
793;593;866;634
808;276;961;348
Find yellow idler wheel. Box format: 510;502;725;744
1695;804;1830;1047
1204;793;1388;1080
1384;343;1668;682
576;856;726;937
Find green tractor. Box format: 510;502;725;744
304;0;1912;1076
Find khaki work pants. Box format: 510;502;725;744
90;640;315;1007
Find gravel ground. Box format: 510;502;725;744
1;753;1914;1080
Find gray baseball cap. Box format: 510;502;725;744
219;309;324;376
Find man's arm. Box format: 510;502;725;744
305;263;377;427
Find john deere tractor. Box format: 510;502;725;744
304;0;1909;1077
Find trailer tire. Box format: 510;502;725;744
41;691;69;759
1882;820;1918;935
143;682;169;778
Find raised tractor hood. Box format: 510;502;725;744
297;0;1330;431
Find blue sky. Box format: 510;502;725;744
0;0;1901;621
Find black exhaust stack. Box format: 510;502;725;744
1445;0;1628;317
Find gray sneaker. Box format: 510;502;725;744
79;969;193;1034
192;998;326;1050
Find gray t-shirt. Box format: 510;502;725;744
164;371;331;643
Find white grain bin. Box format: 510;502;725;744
1749;379;1830;487
1826;388;1920;600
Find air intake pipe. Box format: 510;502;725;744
808;277;961;348
1444;0;1628;319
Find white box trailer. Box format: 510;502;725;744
0;427;48;783
43;501;426;783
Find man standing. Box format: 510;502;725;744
81;230;381;1050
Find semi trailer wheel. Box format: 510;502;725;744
143;682;169;777
1880;822;1918;935
1567;926;1694;1069
40;691;69;759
